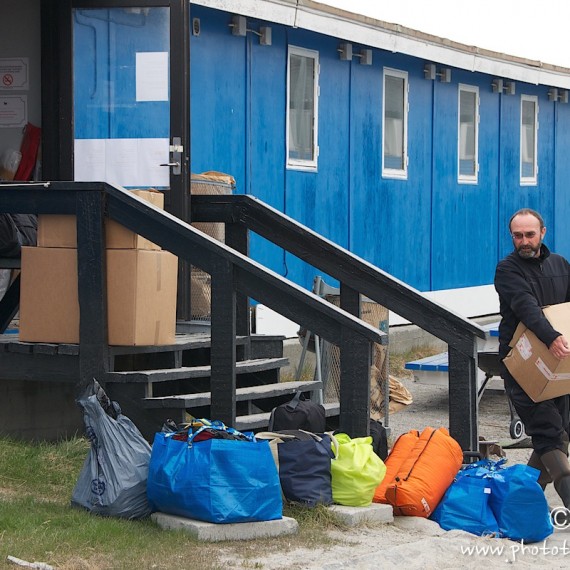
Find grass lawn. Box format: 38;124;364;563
0;437;343;570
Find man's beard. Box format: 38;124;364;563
517;243;541;259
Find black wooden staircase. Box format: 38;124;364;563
0;181;485;452
104;331;334;439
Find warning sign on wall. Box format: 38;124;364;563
0;58;29;90
0;95;27;128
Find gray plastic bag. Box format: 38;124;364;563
71;381;152;519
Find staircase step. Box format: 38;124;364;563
105;357;288;384
108;333;249;356
235;402;340;431
143;380;322;409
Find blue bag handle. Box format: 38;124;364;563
186;420;255;446
461;457;508;477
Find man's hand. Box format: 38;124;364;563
549;335;570;360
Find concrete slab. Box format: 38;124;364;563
151;512;298;542
328;503;394;526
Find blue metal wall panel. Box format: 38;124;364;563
497;85;555;261
349;53;433;290
247;27;288;277
432;70;501;290
190;7;247;189
554;102;570;256
283;30;350;290
187;6;570;297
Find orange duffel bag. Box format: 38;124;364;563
373;429;419;504
382;426;463;517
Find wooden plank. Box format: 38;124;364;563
0;273;20;333
31;343;59;356
76;191;109;393
106;334;248;356
0;333;249;356
143;380;323;409
210;258;236;426
8;342;34;354
0;353;80;382
57;344;80;356
105;357;289;383
339;329;371;437
226;222;250;344
448;345;479;453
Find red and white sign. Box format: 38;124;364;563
0;58;29;90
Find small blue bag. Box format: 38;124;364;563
486;462;553;543
431;472;500;537
147;424;282;524
432;459;553;543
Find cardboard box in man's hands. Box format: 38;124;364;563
504;302;570;402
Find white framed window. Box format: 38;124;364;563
520;95;538;185
382;68;408;179
286;46;319;170
458;84;479;184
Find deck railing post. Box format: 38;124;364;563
448;341;479;452
210;257;237;426
76;190;109;394
339;328;371;437
226;222;250;344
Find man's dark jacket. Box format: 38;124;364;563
494;244;570;358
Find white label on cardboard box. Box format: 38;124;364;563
516;333;533;360
535;357;556;380
534;358;570;381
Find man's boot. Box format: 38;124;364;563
527;451;552;490
541;449;570;508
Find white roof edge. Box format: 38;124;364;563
191;0;298;26
191;0;570;89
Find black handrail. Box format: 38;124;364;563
190;193;488;452
0;182;486;451
192;195;486;350
0;181;385;437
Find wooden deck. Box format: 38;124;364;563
0;330;326;441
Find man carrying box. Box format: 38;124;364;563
495;208;570;511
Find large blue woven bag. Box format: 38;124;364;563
147;426;282;524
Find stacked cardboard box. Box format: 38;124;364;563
19;190;178;346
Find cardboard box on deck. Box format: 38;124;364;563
504;302;570;402
37;189;164;250
19;246;178;346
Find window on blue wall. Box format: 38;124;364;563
287;46;319;170
383;69;408;179
520;95;538;185
458;85;479;183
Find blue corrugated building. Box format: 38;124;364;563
74;0;570;320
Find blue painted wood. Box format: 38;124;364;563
350;54;434;291
405;351;449;372
554;101;570;255
190;7;247;190
86;3;570;297
405;322;499;372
